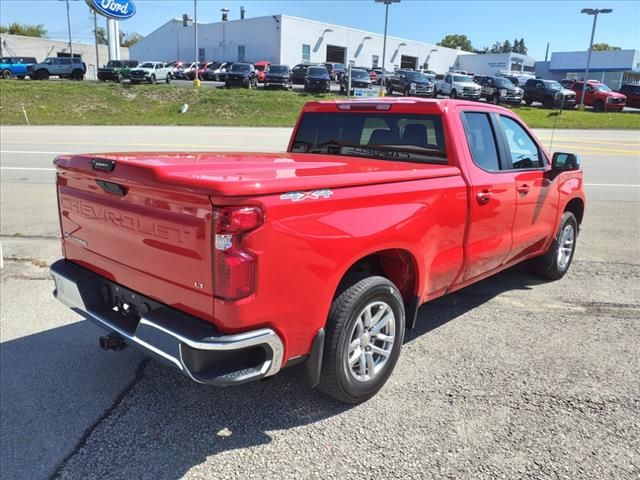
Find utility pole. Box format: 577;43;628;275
578;8;613;110
65;0;73;59
375;0;400;72
93;9;100;68
193;0;200;87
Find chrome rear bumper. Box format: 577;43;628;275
50;260;284;386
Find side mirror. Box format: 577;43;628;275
552;152;580;171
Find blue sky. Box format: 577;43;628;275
1;0;638;59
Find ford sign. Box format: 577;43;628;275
86;0;136;20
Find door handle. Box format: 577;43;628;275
518;184;530;196
476;190;493;205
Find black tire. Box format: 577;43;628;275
131;80;139;85
165;73;171;84
2;69;13;80
543;96;554;109
17;75;25;80
71;69;84;81
491;93;500;105
386;82;393;95
149;74;156;84
530;212;578;280
404;87;410;97
524;98;533;106
116;73;124;83
593;100;605;112
318;275;406;404
450;89;457;99
36;69;49;80
339;84;345;94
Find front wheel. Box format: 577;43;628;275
491;93;500;105
449;89;457;99
2;69;13;80
150;74;156;84
318;276;405;404
593;100;605;112
386;83;393;96
165;73;171;84
530;212;578;280
116;73;124;83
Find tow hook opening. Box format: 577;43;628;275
99;332;127;351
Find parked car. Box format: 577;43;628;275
224;62;257;88
565;80;626;112
291;63;316;85
436;73;481;100
618;83;640;109
97;60;139;83
169;61;190;79
339;68;373;94
130;62;172;84
323;62;346;81
50;98;584;404
254;61;271;82
374;68;393;86
264;64;292;89
207;62;233;81
559;79;576;89
386;69;435;97
0;56;37;79
202;62;221;81
476;76;524;105
185;62;210;81
522;79;576;109
28;57;86;80
304;65;331;92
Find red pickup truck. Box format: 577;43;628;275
50;99;585;403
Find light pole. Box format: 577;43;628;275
578;7;613;110
375;0;400;72
60;0;75;60
425;48;437;71
193;0;200;88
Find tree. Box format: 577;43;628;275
501;40;512;53
592;43;621;51
513;38;519;53
518;38;528;55
437;34;473;52
120;31;143;47
0;22;47;37
94;26;107;45
488;41;502;54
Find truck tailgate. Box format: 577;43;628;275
55;154;214;321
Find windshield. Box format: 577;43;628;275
291;113;447;164
494;77;513;88
351;70;370;80
255;65;266;71
595;84;612;92
230;64;250;72
139;62;154;68
453;75;474;83
107;61;124;68
543;81;563;90
406;71;428;82
308;67;328;76
269;65;289;74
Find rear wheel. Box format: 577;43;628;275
318;275;405;404
17;75;25;80
450;89;457;99
491;93;500;105
524;98;533;106
71;69;84;81
165;73;172;84
2;69;13;80
543;96;554;109
530;212;578;280
116;73;124;83
386;82;393;95
37;69;50;80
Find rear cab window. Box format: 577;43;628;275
291;112;447;164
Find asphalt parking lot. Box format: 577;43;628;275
1;127;639;479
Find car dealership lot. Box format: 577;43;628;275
1;127;638;479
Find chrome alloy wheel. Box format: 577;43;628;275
557;223;575;271
346;301;396;382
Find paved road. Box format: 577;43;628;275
1;127;639;479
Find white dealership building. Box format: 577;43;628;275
130;13;472;73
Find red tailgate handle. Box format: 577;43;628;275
518;184;530;196
476;190;493;205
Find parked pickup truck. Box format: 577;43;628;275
475;75;524;105
385;69;436;97
565;80;626;112
50;98;584;404
522;78;576;109
97;60;139;83
436;73;481;100
130;61;172;84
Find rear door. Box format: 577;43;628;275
459;111;517;280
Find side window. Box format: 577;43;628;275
462;112;500;171
302;44;310;62
499;116;543;169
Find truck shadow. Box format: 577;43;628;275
0;264;545;479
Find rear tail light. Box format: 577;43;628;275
213;206;263;300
